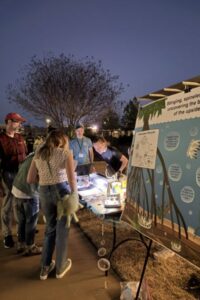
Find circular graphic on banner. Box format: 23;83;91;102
168;164;182;182
180;186;195;203
196;168;200;187
164;132;180;151
189;127;198;137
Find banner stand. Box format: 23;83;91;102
105;219;153;300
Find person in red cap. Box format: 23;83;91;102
0;112;27;248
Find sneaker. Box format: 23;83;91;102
23;244;42;256
40;260;55;280
17;242;26;254
56;258;72;279
4;235;14;248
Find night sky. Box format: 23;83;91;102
1;0;200;126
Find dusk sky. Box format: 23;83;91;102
1;0;200;126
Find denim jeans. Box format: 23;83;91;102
1;171;18;237
39;182;70;273
15;197;39;246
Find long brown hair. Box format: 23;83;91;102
36;130;69;161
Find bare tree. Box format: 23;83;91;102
7;54;124;129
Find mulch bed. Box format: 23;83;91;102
77;208;200;300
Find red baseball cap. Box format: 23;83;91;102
5;112;26;123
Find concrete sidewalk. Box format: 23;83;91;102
0;223;121;300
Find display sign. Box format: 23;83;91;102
131;129;159;169
122;86;200;268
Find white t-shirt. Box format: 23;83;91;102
34;148;70;185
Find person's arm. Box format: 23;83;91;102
89;147;94;163
88;139;95;172
89;147;96;172
119;154;128;173
69;148;77;171
27;159;38;184
65;151;77;193
73;159;78;171
87;138;94;163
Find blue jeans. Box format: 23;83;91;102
39;182;70;273
1;171;18;237
15;197;39;246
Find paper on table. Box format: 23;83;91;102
78;187;104;197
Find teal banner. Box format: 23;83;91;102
122;87;200;268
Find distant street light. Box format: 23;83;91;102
46;118;51;126
91;125;98;132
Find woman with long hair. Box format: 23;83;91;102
27;130;77;280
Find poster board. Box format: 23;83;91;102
121;86;200;268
